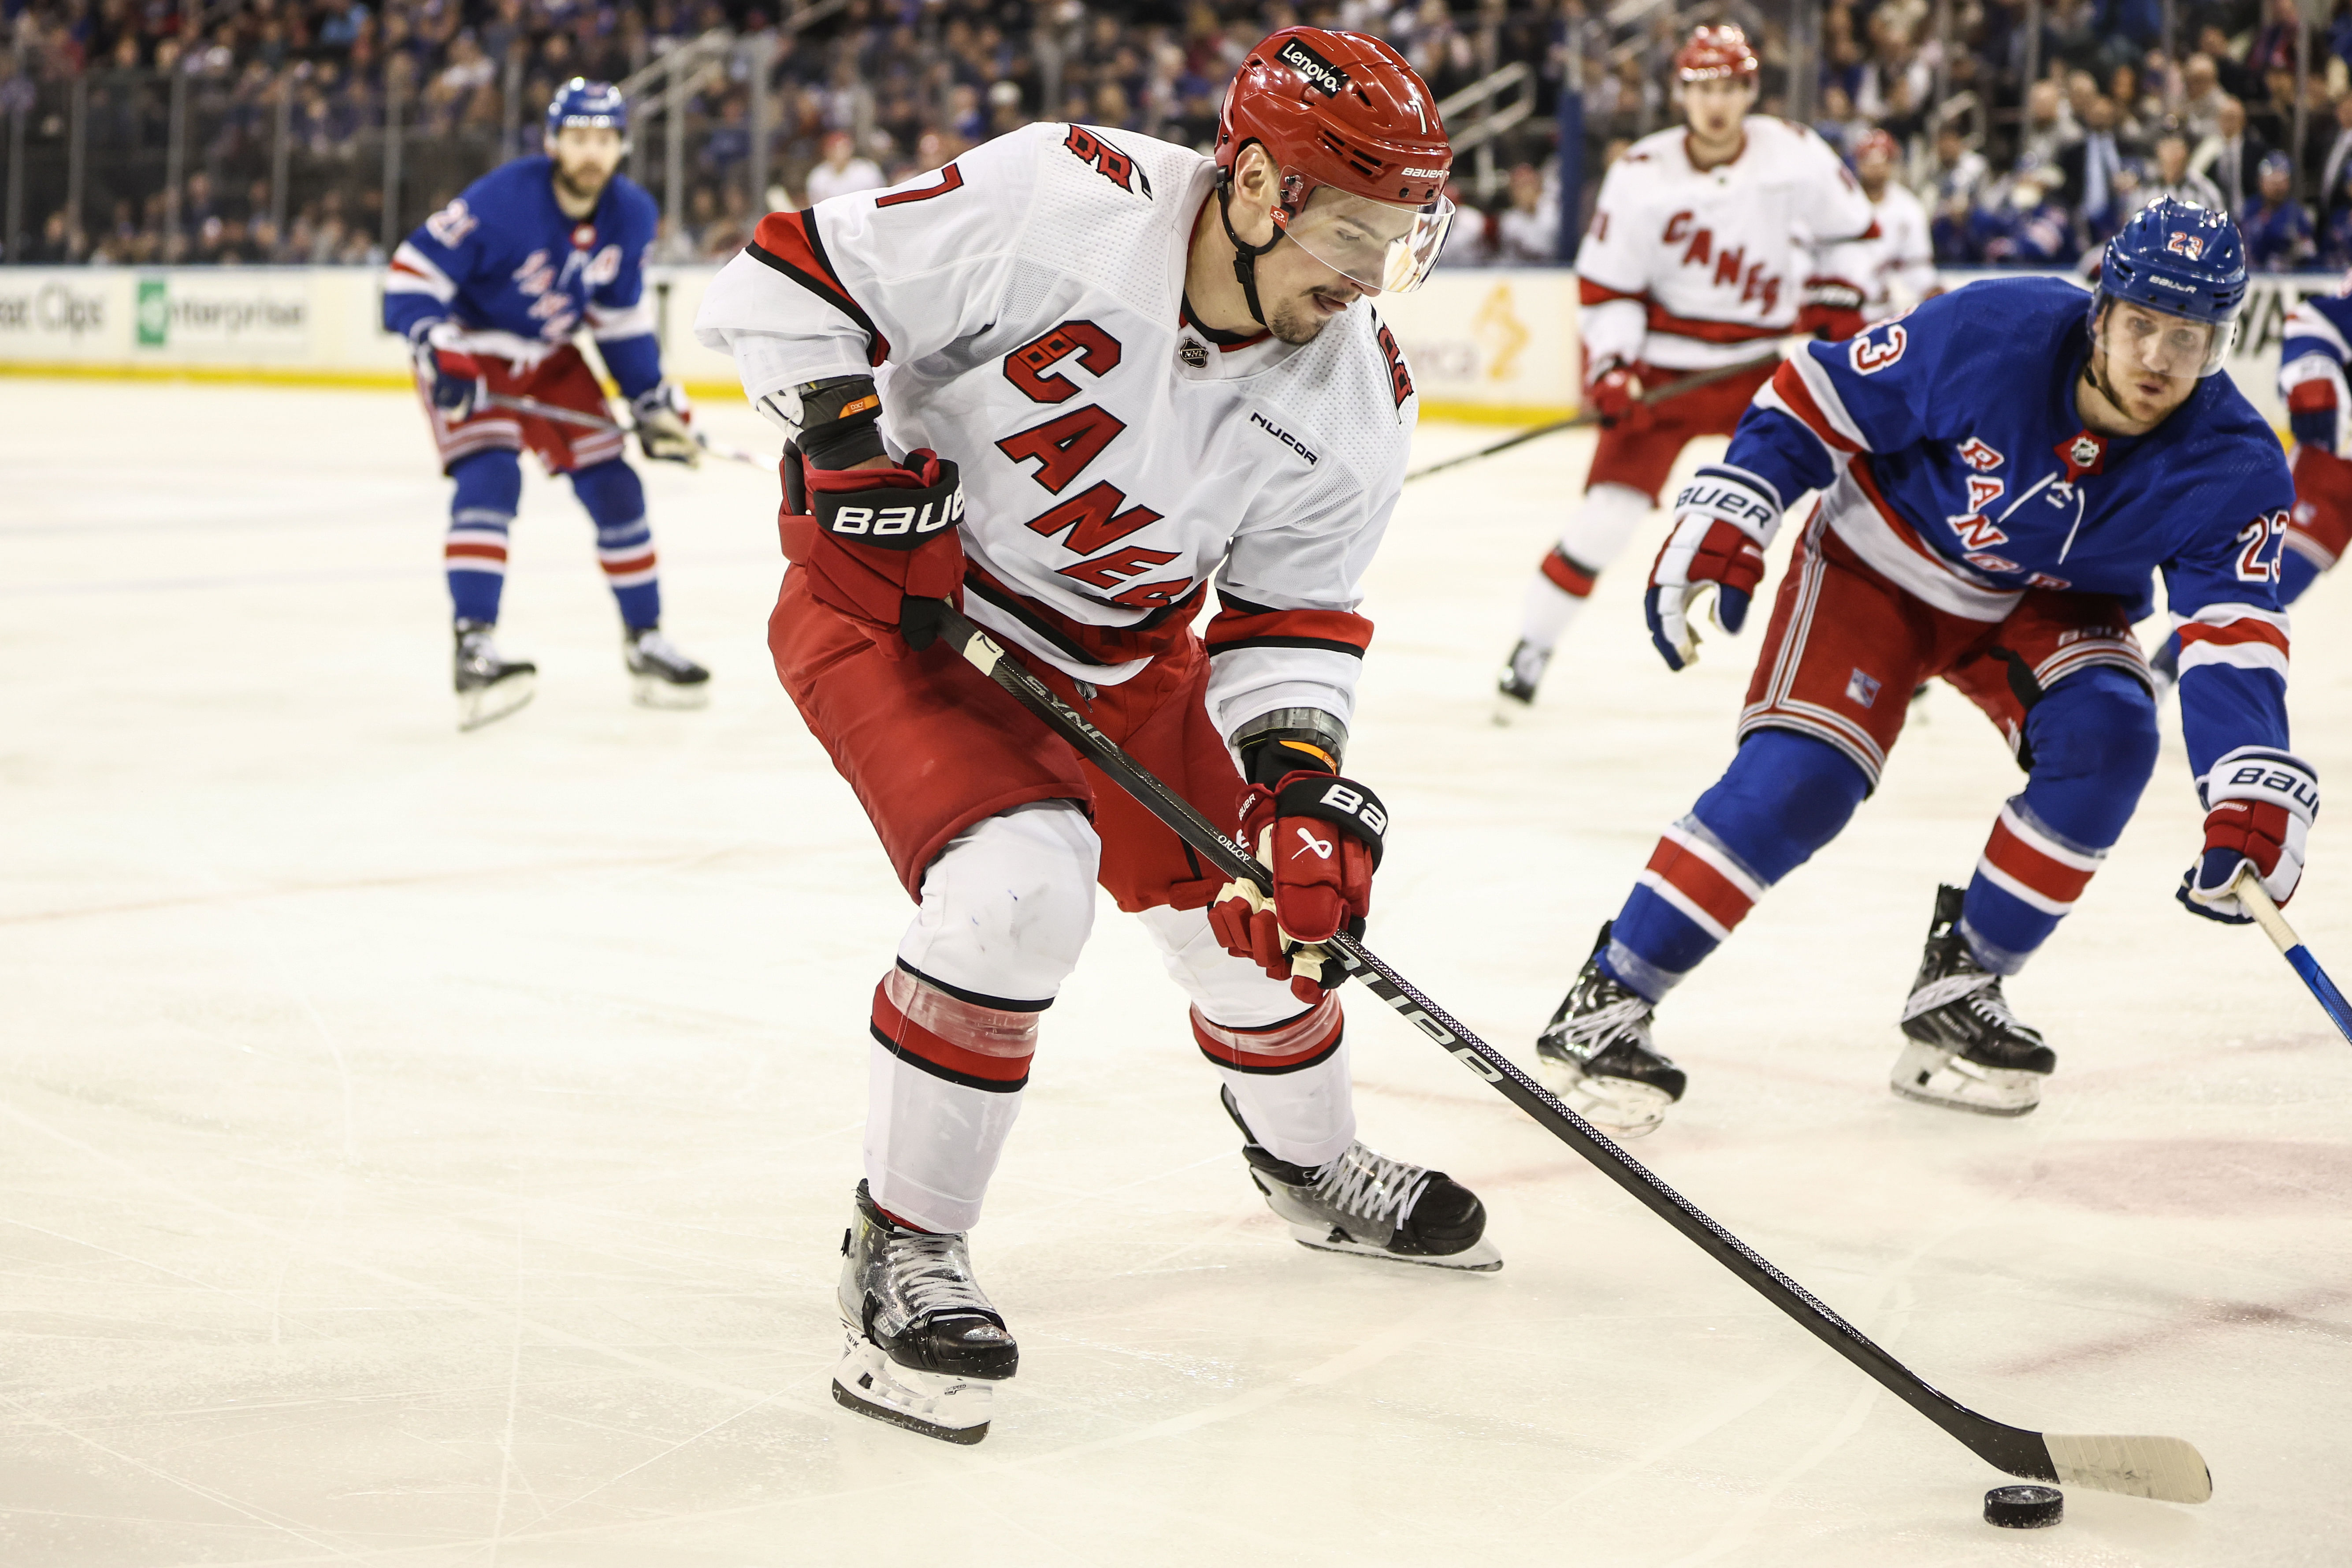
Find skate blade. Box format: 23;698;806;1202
1290;1223;1503;1271
1888;1041;2042;1117
1536;1054;1672;1137
630;673;711;710
1491;690;1535;728
832;1333;997;1444
457;673;535;732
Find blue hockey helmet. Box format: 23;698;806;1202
2090;197;2245;377
546;78;628;141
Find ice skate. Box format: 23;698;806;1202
1493;639;1549;725
453;619;535;731
1221;1087;1500;1271
1534;922;1687;1137
624;626;710;709
1889;884;2055;1117
832;1180;1016;1443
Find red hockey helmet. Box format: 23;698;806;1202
1216;27;1455;296
1853;128;1899;163
1674;25;1760;83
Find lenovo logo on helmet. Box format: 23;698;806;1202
1278;37;1349;96
2167;231;2205;259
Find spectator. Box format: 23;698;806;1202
2142;130;2225;211
2241;150;2317;271
802;128;885;207
1493;163;1559;264
1981;170;2078;265
2178;52;2228;144
2195;96;2267;216
2060;95;2129;243
2317;91;2352;227
2019;79;2082;170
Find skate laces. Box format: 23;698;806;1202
885;1231;993;1320
1311;1144;1433;1228
1555;985;1653;1059
1901;965;2032;1029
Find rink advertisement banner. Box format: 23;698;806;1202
0;263;2324;427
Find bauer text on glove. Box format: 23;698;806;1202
2179;747;2318;923
1646;465;1781;671
1208;773;1386;1004
779;448;966;655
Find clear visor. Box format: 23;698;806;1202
1275;182;1457;295
2097;291;2237;378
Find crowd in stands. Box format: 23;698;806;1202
2;0;2350;273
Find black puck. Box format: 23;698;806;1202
1984;1484;2063;1528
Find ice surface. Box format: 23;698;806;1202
2;380;2348;1567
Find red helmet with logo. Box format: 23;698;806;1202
1853;128;1899;163
1217;27;1451;208
1214;27;1455;301
1674;25;1760;83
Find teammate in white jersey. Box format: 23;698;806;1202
1842;129;1939;323
696;28;1498;1446
1496;26;1878;717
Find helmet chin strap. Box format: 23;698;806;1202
2083;301;2124;411
1217;169;1286;331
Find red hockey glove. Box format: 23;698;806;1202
631;380;701;467
411;321;485;419
777;448;966;656
2285;362;2345;453
1208;772;1387;1004
2179;747;2318;924
1586;362;1652;431
1646;467;1780;671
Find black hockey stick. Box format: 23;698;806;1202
932;600;2211;1505
1401;346;1794;486
479;391;767;468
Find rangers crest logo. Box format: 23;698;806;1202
2166;230;2204;260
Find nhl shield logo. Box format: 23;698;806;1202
2166;230;2204;260
1178;338;1208;369
2070;433;2102;468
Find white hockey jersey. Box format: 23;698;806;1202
694;122;1418;739
1575;116;1876;374
1850;181;1938;322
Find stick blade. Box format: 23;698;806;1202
2044;1432;2212;1503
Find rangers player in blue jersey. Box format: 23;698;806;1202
384;78;710;729
1531;199;2315;1132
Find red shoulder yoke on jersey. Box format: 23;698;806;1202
747;210;891;368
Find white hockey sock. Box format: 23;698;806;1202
1518;482;1656;651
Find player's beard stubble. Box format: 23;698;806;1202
1263;283;1360;346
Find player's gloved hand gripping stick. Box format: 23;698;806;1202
915;595;2212;1507
1647;464;1781;670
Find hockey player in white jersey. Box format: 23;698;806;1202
1495;26;1878;717
1843;129;1939;322
696;28;1497;1446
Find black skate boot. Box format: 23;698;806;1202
453;619;535;731
1534;923;1687;1137
1890;884;2056;1117
624;625;710;709
1221;1087;1501;1271
832;1181;1017;1444
1494;639;1550;725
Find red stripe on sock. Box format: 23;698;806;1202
1645;837;1755;932
1982;817;2096;907
1192;996;1342;1071
871;978;1033;1085
1539;547;1596;597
